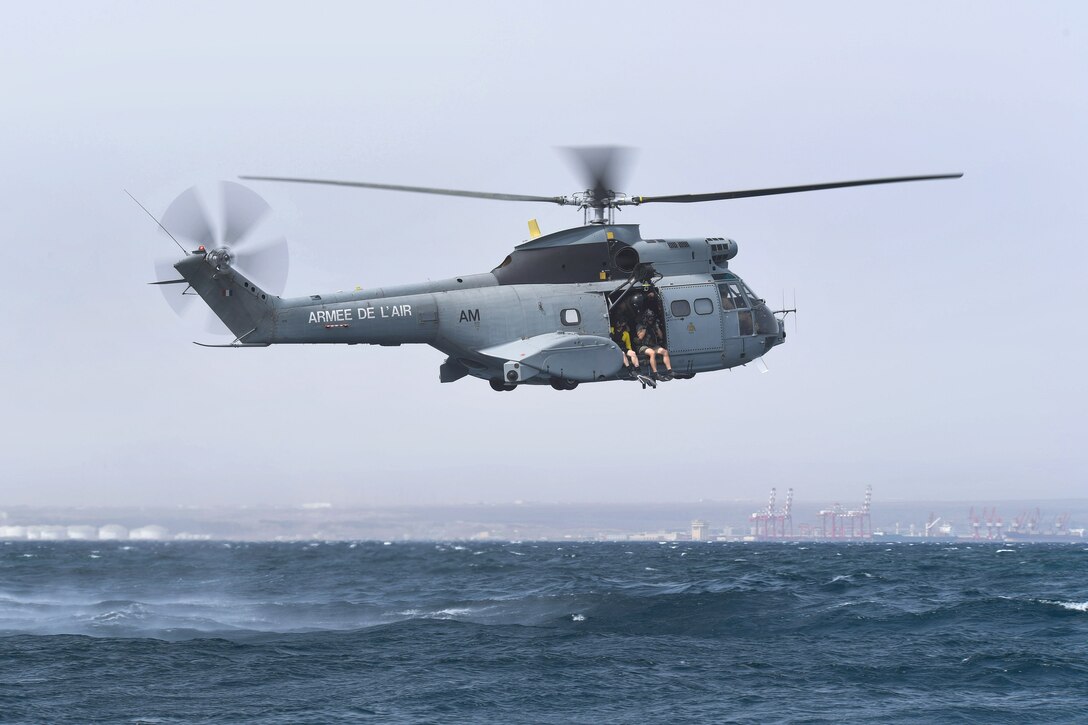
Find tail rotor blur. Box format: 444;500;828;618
148;182;289;333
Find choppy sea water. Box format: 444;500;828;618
0;541;1085;723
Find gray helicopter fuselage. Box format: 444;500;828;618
175;223;785;386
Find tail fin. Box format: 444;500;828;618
174;252;276;340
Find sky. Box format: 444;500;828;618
1;2;1084;508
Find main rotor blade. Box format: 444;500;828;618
625;173;963;205
240;175;568;204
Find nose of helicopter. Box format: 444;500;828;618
752;301;786;351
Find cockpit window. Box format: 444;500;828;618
718;283;749;309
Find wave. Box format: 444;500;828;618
0;588;794;639
1039;599;1088;612
3;584;1082;641
2;542;1086;644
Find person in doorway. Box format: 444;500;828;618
611;321;639;378
640;289;665;340
635;323;673;381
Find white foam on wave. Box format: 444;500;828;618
1041;599;1088;612
91;603;150;624
571;613;586;622
430;606;484;619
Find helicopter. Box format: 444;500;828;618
144;148;960;391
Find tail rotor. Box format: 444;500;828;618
149;181;289;333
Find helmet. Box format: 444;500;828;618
630;293;644;309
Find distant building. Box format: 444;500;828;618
98;525;128;540
67;526;98;540
628;530;688;542
174;532;213;541
28;526;67;540
691;520;708;541
130;525;169;541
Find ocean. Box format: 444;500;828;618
1;540;1085;723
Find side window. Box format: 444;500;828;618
728;284;749;309
670;299;691;318
718;284;735;310
561;308;580;326
739;310;754;335
694;297;714;315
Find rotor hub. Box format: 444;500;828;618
206;247;233;272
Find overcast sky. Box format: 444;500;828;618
1;2;1084;508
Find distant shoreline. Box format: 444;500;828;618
2;500;1085;544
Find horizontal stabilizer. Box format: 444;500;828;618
192;341;270;348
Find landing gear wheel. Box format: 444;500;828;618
489;378;506;392
550;378;579;391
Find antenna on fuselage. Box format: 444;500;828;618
773;289;798;334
